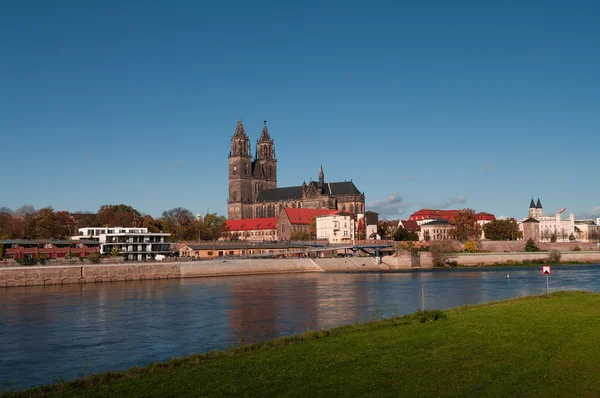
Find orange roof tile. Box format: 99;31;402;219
283;208;341;225
226;217;278;232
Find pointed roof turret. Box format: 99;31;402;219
233;118;248;139
258;120;271;142
318;164;324;182
536;198;542;209
529;198;536;209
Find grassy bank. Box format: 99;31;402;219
7;291;600;397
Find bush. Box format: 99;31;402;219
547;250;561;263
569;233;576;242
16;257;38;266
550;234;557;243
463;240;478;253
35;253;48;265
429;241;455;267
524;239;540;252
573;245;582;251
87;252;102;263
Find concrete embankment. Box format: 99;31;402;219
0;255;421;288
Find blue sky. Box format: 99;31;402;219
1;0;599;220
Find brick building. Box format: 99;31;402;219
227;119;365;220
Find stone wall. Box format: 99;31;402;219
479;241;598;252
419;251;600;267
0;263;181;287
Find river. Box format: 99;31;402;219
1;264;600;391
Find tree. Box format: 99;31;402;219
560;228;568;242
377;221;391;240
291;230;310;241
54;211;77;238
15;205;38;239
36;207;56;239
540;229;551;242
569;233;576;242
483;219;522;241
393;227;419;242
550;233;557;243
449;209;482;242
199;213;228;241
524;238;540;252
463;240;478;253
356;218;365;240
309;218;317;240
96;204;141;227
161;207;196;240
141;215;163;233
424;230;431;242
429;241;455;267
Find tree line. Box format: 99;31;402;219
0;204;228;242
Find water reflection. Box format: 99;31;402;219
1;264;600;391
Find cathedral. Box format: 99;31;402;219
227;119;365;220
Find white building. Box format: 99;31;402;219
316;212;355;244
517;199;575;242
73;227;171;261
574;218;600;243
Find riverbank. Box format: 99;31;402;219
6;291;600;397
2;252;600;287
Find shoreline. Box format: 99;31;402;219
6;291;600;397
2;252;600;288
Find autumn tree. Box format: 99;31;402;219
96;204;141;227
377;220;391;240
36;207;56;238
54;211;77;238
141;215;163;233
393;227;419;242
161;207;197;241
199;213;228;241
356;218;365;240
449;209;482;242
15;205;38;239
309;218;317;240
483;219;522;241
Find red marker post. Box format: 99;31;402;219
542;266;551;296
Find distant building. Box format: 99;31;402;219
517;199;575;242
408;209;495;240
358;211;380;240
222;217;278;242
0;239;100;260
178;242;311;259
276;208;340;241
574;218;600;243
73;227;170;261
420;220;453;241
316;212;355;244
227;119;365;220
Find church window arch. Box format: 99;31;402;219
350;205;354;214
244;163;248;175
269;165;273;177
342;205;346;211
232;191;237;201
292;202;296;208
232;165;237;176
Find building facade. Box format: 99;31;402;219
276;208;340;241
227;119;365;220
517;199;575;242
222;217;278;242
316;212;355;244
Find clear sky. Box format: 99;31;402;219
1;1;599;220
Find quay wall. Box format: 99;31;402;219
420;251;600;267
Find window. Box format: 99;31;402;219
233;165;237;175
207;251;213;256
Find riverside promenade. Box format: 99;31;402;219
2;251;600;288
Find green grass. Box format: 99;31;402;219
7;291;600;397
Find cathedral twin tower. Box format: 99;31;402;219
228;119;277;219
228;119;365;220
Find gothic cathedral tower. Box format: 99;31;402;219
252;121;277;201
228;119;253;220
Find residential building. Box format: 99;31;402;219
316;212;355;244
227;119;365;220
357;211;380;240
409;209;495;240
222;217;278;242
574;219;600;243
276;208;340;241
73;227;171;261
99;232;171;261
0;239;100;260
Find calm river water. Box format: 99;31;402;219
2;264;600;391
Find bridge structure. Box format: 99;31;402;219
247;242;396;263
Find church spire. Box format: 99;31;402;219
258;120;271;142
529;198;536;209
318;165;324;189
233;118;248;139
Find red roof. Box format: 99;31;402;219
226;217;278;232
408;209;496;222
400;220;421;232
283;208;341;225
